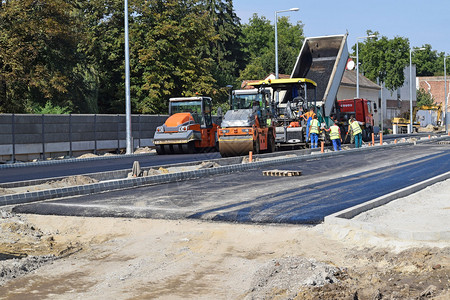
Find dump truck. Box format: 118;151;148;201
153;96;218;154
217;88;275;157
290;34;349;127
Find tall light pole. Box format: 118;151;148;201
275;7;299;79
409;47;425;134
445;55;449;134
124;0;132;154
356;35;376;98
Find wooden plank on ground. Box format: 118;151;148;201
262;170;302;177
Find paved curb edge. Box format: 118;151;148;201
323;171;450;241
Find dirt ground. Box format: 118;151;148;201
0;181;449;299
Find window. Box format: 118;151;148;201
232;93;264;110
170;100;202;123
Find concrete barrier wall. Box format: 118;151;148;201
0;114;169;161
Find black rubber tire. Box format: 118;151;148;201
168;145;175;154
155;145;165;155
267;134;275;153
253;137;260;154
181;142;195;154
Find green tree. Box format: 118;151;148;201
416;87;435;106
131;0;216;113
0;0;83;113
412;44;440;76
75;0;126;114
239;14;303;81
355;30;409;91
32;100;72;114
204;1;244;82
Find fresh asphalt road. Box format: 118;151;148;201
0;152;221;184
0;133;434;184
14;143;450;224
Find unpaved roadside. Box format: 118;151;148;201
0;180;449;299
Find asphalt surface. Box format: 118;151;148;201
0;132;436;184
0;152;221;184
13;143;450;224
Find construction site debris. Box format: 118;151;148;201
246;257;339;299
0;255;56;287
134;147;154;154
198;161;221;169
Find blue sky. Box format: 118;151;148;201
233;0;449;54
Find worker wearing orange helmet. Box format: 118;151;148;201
302;107;316;142
308;115;319;148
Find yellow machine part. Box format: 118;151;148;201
219;138;253;157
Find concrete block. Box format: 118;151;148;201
71;141;95;151
15;143;43;155
0;144;13;155
45;142;70;152
96;140;119;150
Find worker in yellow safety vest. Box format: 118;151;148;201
350;116;363;148
308;115;320;148
325;120;342;151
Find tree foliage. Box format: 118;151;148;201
355;30;409;91
416;87;435;106
4;2;445;115
1;0;247;114
32;100;72;114
239;14;303;81
0;0;82;113
412;44;441;76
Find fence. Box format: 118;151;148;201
0;114;168;162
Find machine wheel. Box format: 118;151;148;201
362;128;372;142
167;144;175;154
267;134;275;153
181;142;195;154
155;145;165;155
253;137;260;154
174;144;184;154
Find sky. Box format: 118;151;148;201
233;0;449;54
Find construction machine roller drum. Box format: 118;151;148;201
156;142;195;155
219;137;254;157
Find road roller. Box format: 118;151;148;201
153;96;218;154
218;89;276;157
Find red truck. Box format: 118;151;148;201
335;98;374;142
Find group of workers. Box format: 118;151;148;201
302;107;364;151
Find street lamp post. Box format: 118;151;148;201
124;0;132;154
445;55;449;134
356;35;376;99
275;7;299;79
409;47;425;134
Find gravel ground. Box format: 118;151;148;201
0;179;449;299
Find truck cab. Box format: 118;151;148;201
154;96;218;154
336;98;374;142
